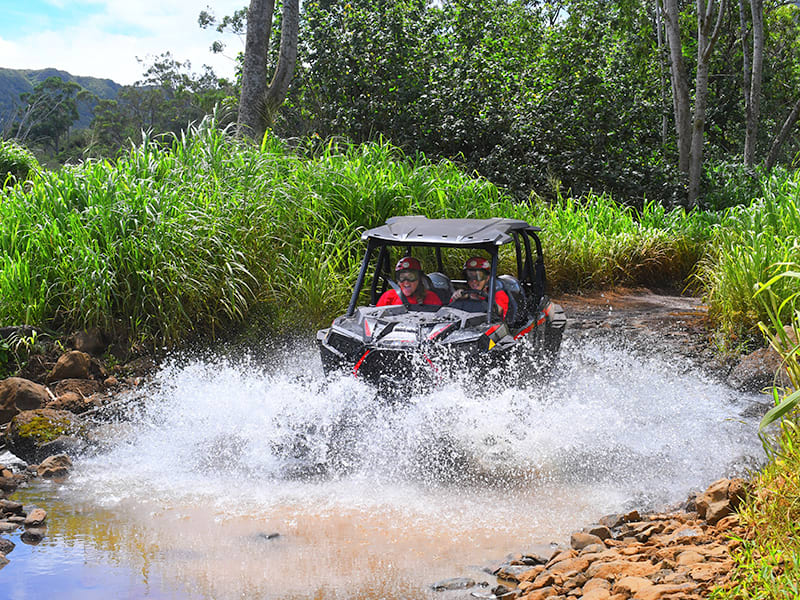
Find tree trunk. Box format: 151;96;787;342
662;0;692;176
687;0;727;206
764;97;800;173
655;0;670;148
237;0;275;141
743;0;763;167
237;0;299;142
264;0;299;119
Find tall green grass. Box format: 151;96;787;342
696;170;800;346
0;117;793;348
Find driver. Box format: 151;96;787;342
449;256;509;319
376;256;443;307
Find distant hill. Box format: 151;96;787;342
0;67;123;132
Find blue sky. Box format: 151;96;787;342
0;0;246;84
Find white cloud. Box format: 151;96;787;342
2;0;246;84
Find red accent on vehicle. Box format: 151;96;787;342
486;324;502;336
353;350;372;377
428;323;454;340
513;323;535;340
364;320;372;337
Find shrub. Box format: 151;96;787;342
0;139;39;187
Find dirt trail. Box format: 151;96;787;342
555;288;723;375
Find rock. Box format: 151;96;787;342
571;532;604;551
583;524;612;540
495;564;537;582
24;508;47;527
586;559;659;580
0;377;50;424
21;527;45;544
579;543;608;556
635;582;698;600
53;378;103;398
430;577;476;591
37;454;72;478
0;554;7;568
0;499;24;516
612;576;654;595
47;351;91;383
676;549;705;565
523;586;555;600
696;478;745;525
581;589;611;600
0;473;25;494
4;409;82;463
47;392;91;414
0;522;17;534
727;329;796;392
0;537;14;555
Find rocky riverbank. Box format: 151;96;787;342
463;478;748;600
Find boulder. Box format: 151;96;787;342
53;378;102;398
571;531;604;551
46;351;91;383
727;329;797;392
23;508;47;527
0;377;50;424
37;454;72;479
696;478;746;525
46;392;91;414
4;409;83;463
0;537;14;555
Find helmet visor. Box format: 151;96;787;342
465;269;488;282
397;271;419;283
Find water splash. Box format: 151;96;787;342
33;333;765;600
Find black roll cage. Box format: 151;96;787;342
347;228;546;324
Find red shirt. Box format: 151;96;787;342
377;289;443;307
494;289;510;318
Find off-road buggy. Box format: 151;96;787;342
316;216;566;390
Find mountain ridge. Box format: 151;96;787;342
0;67;123;131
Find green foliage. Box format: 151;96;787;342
286;0;686;204
0;138;39;186
0;120;713;346
696;169;800;344
711;422;800;600
87;54;238;158
753;268;800;431
13;76;90;153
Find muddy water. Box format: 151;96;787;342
3;324;766;600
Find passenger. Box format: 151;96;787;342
449;256;509;319
377;257;443;307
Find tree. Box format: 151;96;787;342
663;0;727;205
741;0;764;167
88;54;236;157
12;77;90;153
237;0;300;141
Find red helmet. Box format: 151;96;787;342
463;256;490;271
395;256;422;272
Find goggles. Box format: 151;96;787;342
397;271;419;283
465;269;488;282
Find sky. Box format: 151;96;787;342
0;0;247;85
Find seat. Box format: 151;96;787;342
427;272;454;304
